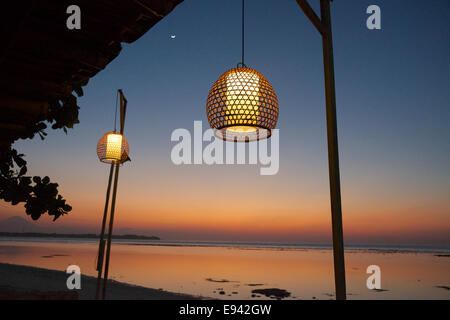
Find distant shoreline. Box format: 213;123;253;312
1;235;449;254
0;232;160;240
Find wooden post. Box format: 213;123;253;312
296;0;346;300
320;0;346;300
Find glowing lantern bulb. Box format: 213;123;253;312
97;132;129;164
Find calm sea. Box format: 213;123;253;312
0;238;449;299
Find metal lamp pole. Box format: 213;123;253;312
95;89;128;300
296;0;346;300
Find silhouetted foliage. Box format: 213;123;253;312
0;148;72;220
0;83;86;220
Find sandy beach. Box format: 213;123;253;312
0;263;199;300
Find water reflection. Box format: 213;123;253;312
0;241;449;299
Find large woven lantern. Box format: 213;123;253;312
97;132;129;164
206;65;279;142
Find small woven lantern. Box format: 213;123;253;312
97;132;129;164
206;65;279;142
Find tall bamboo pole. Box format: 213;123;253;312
101;162;120;299
99;89;127;299
95;163;114;299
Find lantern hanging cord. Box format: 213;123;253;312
113;90;119;132
241;0;245;66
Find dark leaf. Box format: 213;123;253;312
19;166;27;176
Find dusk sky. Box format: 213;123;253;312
1;0;449;246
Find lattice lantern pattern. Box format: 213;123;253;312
206;66;279;142
97;132;130;164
